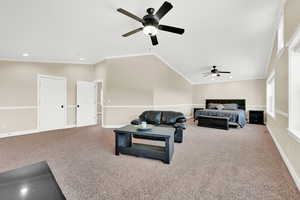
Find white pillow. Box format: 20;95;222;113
216;104;224;110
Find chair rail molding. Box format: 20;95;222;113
247;105;266;109
0;106;37;110
67;105;77;108
103;104;193;108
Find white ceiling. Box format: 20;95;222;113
0;0;282;84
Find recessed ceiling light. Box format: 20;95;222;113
22;53;29;57
79;58;85;61
229;76;233;79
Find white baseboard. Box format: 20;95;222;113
267;125;300;191
0;129;40;139
65;124;77;128
0;124;77;139
276;109;289;118
75;123;98;128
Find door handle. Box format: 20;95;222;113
77;105;80;108
61;105;64;109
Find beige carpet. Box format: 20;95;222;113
0;122;299;200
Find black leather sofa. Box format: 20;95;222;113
131;111;187;143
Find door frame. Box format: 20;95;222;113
37;74;67;131
76;81;98;127
94;79;104;126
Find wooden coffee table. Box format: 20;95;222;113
114;125;174;164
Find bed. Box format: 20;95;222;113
195;99;247;128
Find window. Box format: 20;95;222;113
277;15;284;54
288;30;300;141
267;72;275;118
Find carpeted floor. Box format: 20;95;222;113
0;122;299;200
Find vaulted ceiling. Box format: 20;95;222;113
0;0;282;84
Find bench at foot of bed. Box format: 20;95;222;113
197;115;229;130
229;122;239;128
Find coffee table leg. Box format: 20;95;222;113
164;137;170;164
115;132;119;156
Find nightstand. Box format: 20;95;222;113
249;110;264;125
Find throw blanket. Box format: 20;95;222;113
195;109;247;128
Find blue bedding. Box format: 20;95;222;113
195;109;247;128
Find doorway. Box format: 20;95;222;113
76;81;97;127
38;75;67;131
96;81;103;126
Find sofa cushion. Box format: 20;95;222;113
161;111;184;125
139;111;162;125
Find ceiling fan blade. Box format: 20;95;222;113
218;71;231;74
122;28;143;37
117;8;144;23
151;35;158;46
158;25;185;35
155;1;173;20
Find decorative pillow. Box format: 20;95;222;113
207;103;220;109
223;104;238;110
216;104;224;110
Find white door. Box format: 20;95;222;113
97;82;103;125
76;81;97;127
39;76;67;131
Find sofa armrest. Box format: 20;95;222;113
173;123;186;130
131;119;141;125
176;117;187;123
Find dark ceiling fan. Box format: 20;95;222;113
203;66;231;77
117;1;185;46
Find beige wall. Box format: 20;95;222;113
0;61;94;133
192;79;266;111
266;0;300;190
152;57;192;105
0;54;269;134
0;55;193;133
94;55;193;126
0;55;268;131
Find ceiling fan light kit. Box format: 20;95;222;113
143;25;158;36
117;1;185;46
203;66;232;78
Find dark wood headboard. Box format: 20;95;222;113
205;99;246;110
